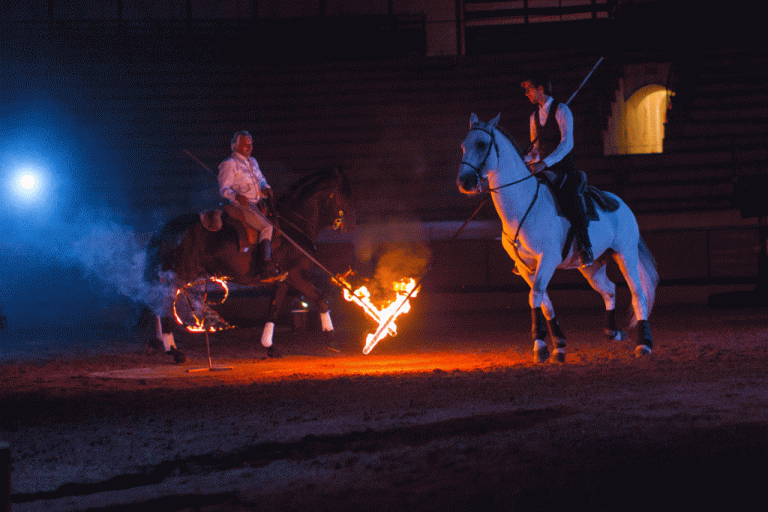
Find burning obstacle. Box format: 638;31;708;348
172;276;234;371
335;271;419;354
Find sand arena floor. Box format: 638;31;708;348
2;295;768;511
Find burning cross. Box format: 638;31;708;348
335;271;419;354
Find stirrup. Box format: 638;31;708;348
260;272;288;283
578;248;594;267
259;268;288;283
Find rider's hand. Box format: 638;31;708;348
529;161;547;174
234;193;249;206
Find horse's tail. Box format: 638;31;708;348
629;235;659;328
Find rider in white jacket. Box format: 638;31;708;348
218;131;284;282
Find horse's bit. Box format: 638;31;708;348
328;192;345;230
460;125;536;193
278;191;346;243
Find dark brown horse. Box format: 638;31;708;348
144;168;355;362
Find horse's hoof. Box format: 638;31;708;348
550;349;565;363
534;347;550;363
146;338;163;355
267;346;282;359
166;347;188;364
635;345;652;357
605;329;625;341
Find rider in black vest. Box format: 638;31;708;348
521;71;593;266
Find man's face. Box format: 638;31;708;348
522;80;544;105
234;135;253;158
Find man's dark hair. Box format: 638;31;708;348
522;71;552;95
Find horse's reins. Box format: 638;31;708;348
273;189;347;249
460;125;540;269
372;126;538;339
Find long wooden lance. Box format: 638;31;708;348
233;202;404;332
182;149;390;324
566;56;605;106
369;195;492;342
526;56;605;154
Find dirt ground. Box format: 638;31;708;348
2;296;768;511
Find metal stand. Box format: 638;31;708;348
187;331;233;373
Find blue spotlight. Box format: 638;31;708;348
20;174;36;190
10;166;46;204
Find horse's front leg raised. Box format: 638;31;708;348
523;259;565;363
279;268;336;347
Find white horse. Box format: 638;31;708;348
457;113;658;362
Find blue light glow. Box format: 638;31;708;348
10;167;46;203
20;174;35;189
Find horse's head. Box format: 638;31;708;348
322;167;356;233
457;112;501;195
277;167;355;242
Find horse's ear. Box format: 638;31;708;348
489;113;501;128
470;113;479;127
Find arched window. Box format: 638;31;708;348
604;84;674;155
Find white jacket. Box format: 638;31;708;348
218;152;270;204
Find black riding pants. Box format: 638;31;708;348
550;165;591;250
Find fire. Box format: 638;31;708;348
335;271;419;354
173;276;233;333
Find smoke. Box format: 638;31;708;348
69;221;175;315
0;208;175;355
354;221;431;304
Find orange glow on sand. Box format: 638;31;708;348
335;271;419;354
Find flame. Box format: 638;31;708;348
336;271;419;354
173;276;233;333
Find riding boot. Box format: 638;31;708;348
257;239;287;283
571;195;594;267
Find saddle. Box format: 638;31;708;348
199;205;254;252
537;173;621;261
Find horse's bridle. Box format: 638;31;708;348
327;192;346;231
276;190;347;245
461;124;541;273
461;125;536;193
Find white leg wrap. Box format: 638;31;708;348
156;316;175;351
534;339;547;351
261;322;275;348
320;311;333;332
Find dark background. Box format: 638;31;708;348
1;0;766;342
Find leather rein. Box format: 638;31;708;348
460;124;541;272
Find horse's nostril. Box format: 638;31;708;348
458;173;476;191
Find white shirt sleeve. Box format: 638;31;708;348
249;158;270;192
542;102;574;168
217;155;270;203
218;158;238;202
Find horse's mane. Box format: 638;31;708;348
494;124;526;160
278;168;351;207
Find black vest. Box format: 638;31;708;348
535;100;576;173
